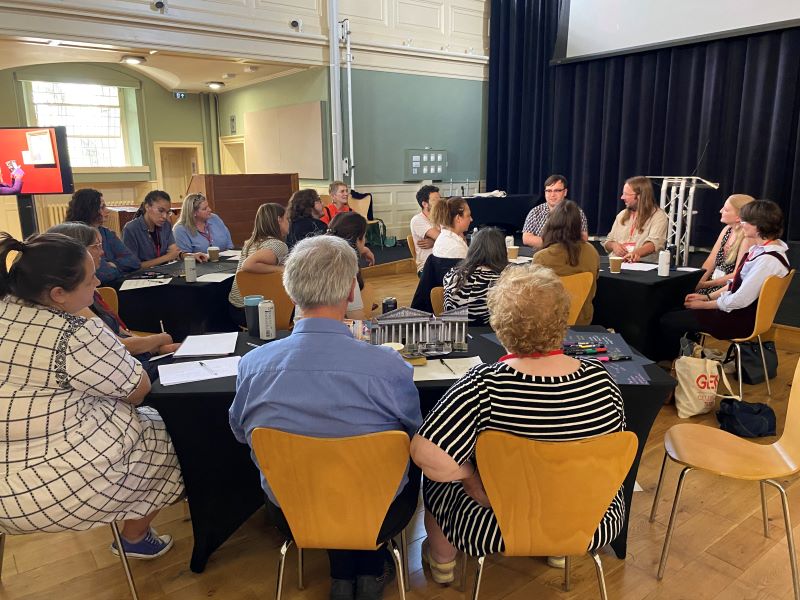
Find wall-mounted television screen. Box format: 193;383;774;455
0;126;74;196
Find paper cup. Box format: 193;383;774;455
207;246;220;262
609;256;624;273
507;245;519;259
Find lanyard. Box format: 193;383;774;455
500;350;564;361
198;227;213;245
149;228;161;257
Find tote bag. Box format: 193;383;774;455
674;355;738;419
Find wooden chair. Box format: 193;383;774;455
97;286;120;314
430;286;444;316
319;193;331;206
0;522;140;599
234;271;295;330
701;269;794;399
349;192;385;248
650;358;800;600
559;272;594;326
406;234;417;262
472;430;638;600
250;429;412;600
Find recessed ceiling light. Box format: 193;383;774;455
120;55;147;65
149;50;159;55
206;81;225;90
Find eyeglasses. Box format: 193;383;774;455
89;242;103;249
545;188;566;194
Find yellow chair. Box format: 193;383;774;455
406;234;417;262
97;286;120;314
559;272;594;326
430;286;444;316
650;358;800;599
701;269;794;399
319;193;332;206
472;430;638;600
250;429;412;600
0;522;140;599
235;271;295;330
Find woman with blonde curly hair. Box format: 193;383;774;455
411;264;627;581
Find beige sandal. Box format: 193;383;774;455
421;539;457;584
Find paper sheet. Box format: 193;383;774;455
508;256;533;264
413;356;483;382
620;262;659;272
220;250;242;259
197;273;235;282
173;332;239;357
677;266;701;272
119;278;172;291
157;356;241;386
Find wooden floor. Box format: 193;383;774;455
2;270;799;600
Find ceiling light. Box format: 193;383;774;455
120;55;147;65
243;65;259;73
149;50;159;55
206;81;225;90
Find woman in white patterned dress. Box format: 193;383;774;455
0;232;184;559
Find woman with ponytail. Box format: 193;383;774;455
0;231;183;558
431;196;472;260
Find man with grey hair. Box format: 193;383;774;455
229;235;422;600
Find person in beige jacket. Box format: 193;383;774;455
603;176;668;263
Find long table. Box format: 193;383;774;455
465;194;539;235
147;326;674;572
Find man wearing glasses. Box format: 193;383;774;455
522;174;588;249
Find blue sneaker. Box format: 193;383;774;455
110;528;173;560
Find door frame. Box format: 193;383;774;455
153;141;206;195
219;135;246;174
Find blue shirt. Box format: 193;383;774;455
173;214;234;253
229;317;422;504
96;226;140;284
122;216;176;262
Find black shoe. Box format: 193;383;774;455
355;558;395;600
330;578;355;600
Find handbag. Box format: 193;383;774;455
716;398;776;437
674;341;738;418
736;341;778;385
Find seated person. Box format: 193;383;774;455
123;190;207;268
522;174;588;249
410;264;626;582
661;199;790;358
49;222;180;381
229;235;422;600
410;185;441;274
431;196;472;260
286;189;328;248
443;227;508;325
0;231;183;558
228;203;289;327
173;192;234;254
532;200;600;325
320;180;353;225
66;188;140;283
696;194;755;294
326;212;371;319
603;176;668;263
0;161;23;195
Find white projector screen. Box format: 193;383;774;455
553;0;800;64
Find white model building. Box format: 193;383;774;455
369;306;469;352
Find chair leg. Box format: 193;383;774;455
388;538;407;600
0;531;5;581
275;539;292;600
564;555;572;591
764;479;800;600
757;335;772;396
399;529;410;592
459;552;468;591
471;556;486;600
761;480;770;538
735;342;743;400
590;552;609;600
297;547;304;590
657;466;694;580
650;452;669;523
109;522;139;600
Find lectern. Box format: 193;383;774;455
647;176;719;266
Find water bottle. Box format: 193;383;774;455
184;255;197;283
258;299;276;340
657;249;670;277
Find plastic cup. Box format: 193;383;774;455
243;295;264;337
609;256;624;273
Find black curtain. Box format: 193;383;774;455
487;0;800;244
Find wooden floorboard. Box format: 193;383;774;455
1;271;798;599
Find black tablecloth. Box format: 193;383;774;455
112;261;239;341
465;194;539;235
147;326;673;571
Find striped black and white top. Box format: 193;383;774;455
418;359;627;557
442;266;501;325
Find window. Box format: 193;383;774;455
28;81;142;168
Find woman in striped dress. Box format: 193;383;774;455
442;227;508;325
411;264;626;582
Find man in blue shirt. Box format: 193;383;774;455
229;235;421;600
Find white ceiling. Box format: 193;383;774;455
0;38;307;92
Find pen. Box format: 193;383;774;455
198;361;217;375
467;334;473;340
439;358;457;376
160;320;165;333
596;355;632;362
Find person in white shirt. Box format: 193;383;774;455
410;185;441;273
431;196;472;260
660;199;790;358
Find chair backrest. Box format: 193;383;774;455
777;357;800;463
319;194;332;206
476;430;637;557
360;280;379;317
406;234;417;261
349;196;373;222
746;269;795;339
97;286;119;314
234;271;294;330
430;286;444;316
250;428;410;550
559;272;594;326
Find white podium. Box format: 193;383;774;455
647;176;719;266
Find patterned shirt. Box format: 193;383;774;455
443;265;501;325
523;202;589;236
228;237;289;308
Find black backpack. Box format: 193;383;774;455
716;399;776;438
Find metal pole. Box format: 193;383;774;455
674;178;687;267
342;18;355;189
328;0;343;181
684;180;697;266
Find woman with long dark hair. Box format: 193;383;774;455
533;200;600;325
443;227;508;325
123;190;183;268
286;189;327;248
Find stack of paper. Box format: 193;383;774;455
197;273;235;282
413;356;483;382
158;356;240;386
620;263;659;272
119;278;172;291
173;332;238;357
